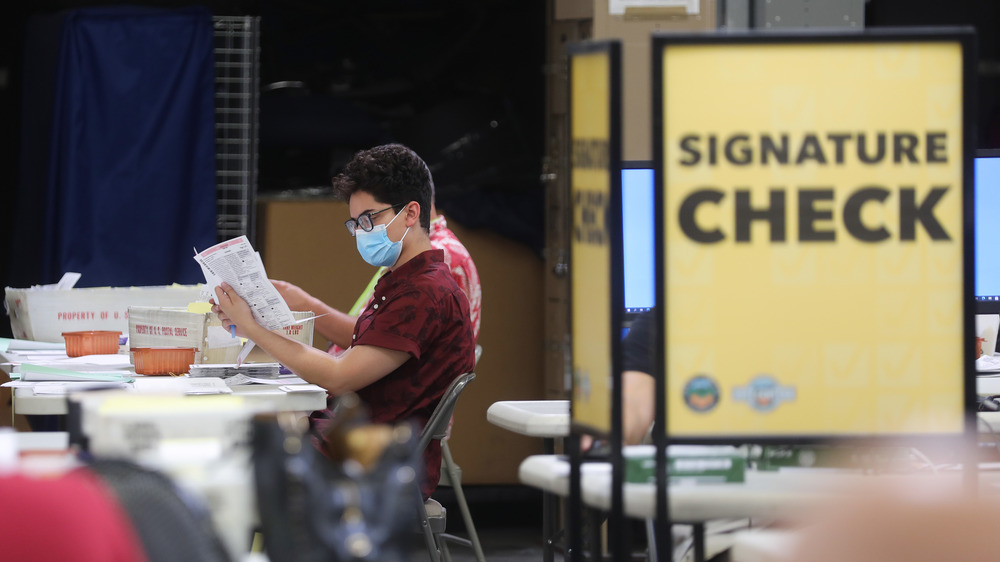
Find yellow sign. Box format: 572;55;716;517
570;47;615;433
660;39;968;437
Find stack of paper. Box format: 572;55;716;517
978;354;1000;373
189;363;281;379
0;337;68;353
18;363;134;383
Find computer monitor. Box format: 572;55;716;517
622;161;655;318
976;149;1000;314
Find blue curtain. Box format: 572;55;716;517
41;5;217;287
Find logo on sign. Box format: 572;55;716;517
733;375;796;412
683;375;720;413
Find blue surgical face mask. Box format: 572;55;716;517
355;209;410;267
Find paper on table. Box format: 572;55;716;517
1;351;77;373
225;373;307;386
30;381;131;395
33;354;135;372
977;354;1000;373
268;375;308;385
0;338;67;353
3;350;70;358
19;364;134;383
280;384;326;393
192;236;295;331
132;376;233;395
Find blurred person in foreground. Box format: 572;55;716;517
782;460;998;562
213;144;475;499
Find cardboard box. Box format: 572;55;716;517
555;0;593;20
593;0;717;161
128;307;315;366
243;311;315;364
4;285;206;343
128;306;241;365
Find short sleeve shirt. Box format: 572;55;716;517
329;215;482;355
623;308;656;376
352;248;476;498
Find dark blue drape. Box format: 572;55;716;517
41;5;217;287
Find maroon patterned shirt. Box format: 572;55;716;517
352;248;476;498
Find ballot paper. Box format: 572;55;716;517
192;236;295;331
194;236;298;367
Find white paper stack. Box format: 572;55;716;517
189;363;281;379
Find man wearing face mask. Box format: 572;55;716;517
271;201;481;354
212;144;476;500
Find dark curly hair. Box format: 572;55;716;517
332;144;434;231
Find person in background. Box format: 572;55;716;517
581;308;657;452
620;308;656;445
213;143;476;499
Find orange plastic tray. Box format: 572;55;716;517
131;347;198;376
62;331;121;357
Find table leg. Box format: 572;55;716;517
543;437;556;562
644;518;657;562
588;508;603;562
693;522;705;562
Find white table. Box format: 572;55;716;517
12;382;328;416
520;454;860;521
486;400;569;441
522;453;1000;519
487;400;569;562
2;346;328;417
491;395;1000;561
521;452;1000;561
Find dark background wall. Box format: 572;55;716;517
865;0;1000;148
0;0;997;339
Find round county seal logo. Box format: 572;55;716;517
683;375;720;413
733;375;796;412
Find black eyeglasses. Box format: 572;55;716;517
344;204;403;236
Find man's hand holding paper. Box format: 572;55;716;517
193;235;296;331
195;236;300;366
212;282;255;338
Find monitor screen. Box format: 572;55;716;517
622;162;655;315
976;149;1000;311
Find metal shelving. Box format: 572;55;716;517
213;16;261;243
